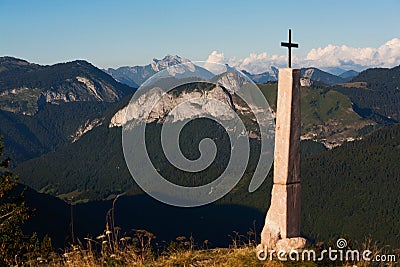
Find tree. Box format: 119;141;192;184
0;136;31;265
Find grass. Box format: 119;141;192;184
21;236;399;267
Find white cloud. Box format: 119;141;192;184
203;51;227;73
205;51;225;64
205;38;400;74
204;51;288;74
304;38;400;69
376;38;400;66
237;53;287;74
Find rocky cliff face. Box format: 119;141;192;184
300;67;346;85
109;84;236;127
109;70;275;140
37;76;121;104
70;118;103;142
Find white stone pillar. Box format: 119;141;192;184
258;68;306;252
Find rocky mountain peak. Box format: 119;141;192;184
150;55;192;72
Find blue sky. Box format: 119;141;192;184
1;0;399;71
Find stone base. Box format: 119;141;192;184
259;183;302;250
256;237;307;256
260;183;301;244
259;218;280;249
276;237;307;252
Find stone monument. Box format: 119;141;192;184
258;29;306;252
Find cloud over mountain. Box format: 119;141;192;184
205;38;400;74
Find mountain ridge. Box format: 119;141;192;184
0;57;135;115
103;55;359;86
104;55;213;88
333;65;400;122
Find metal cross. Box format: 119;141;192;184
281;29;299;68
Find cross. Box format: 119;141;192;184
281;29;299;68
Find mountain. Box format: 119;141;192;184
15;114;133;201
0;57;138;162
338;69;359;80
333;65;400;122
243;67;348;86
15;70;276;200
104;55;352;87
300;67;347;85
259;83;372;148
104;55;213;87
0;101;112;163
15;79;372;200
0;56;393;165
241;69;277;84
0;57;134;115
351;65;400;90
320;66;347;76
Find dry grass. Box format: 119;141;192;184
27;244;315;267
151;246;309;267
21;235;400;267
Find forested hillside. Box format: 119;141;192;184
301;124;400;247
0;102;112;163
333;65;400;122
